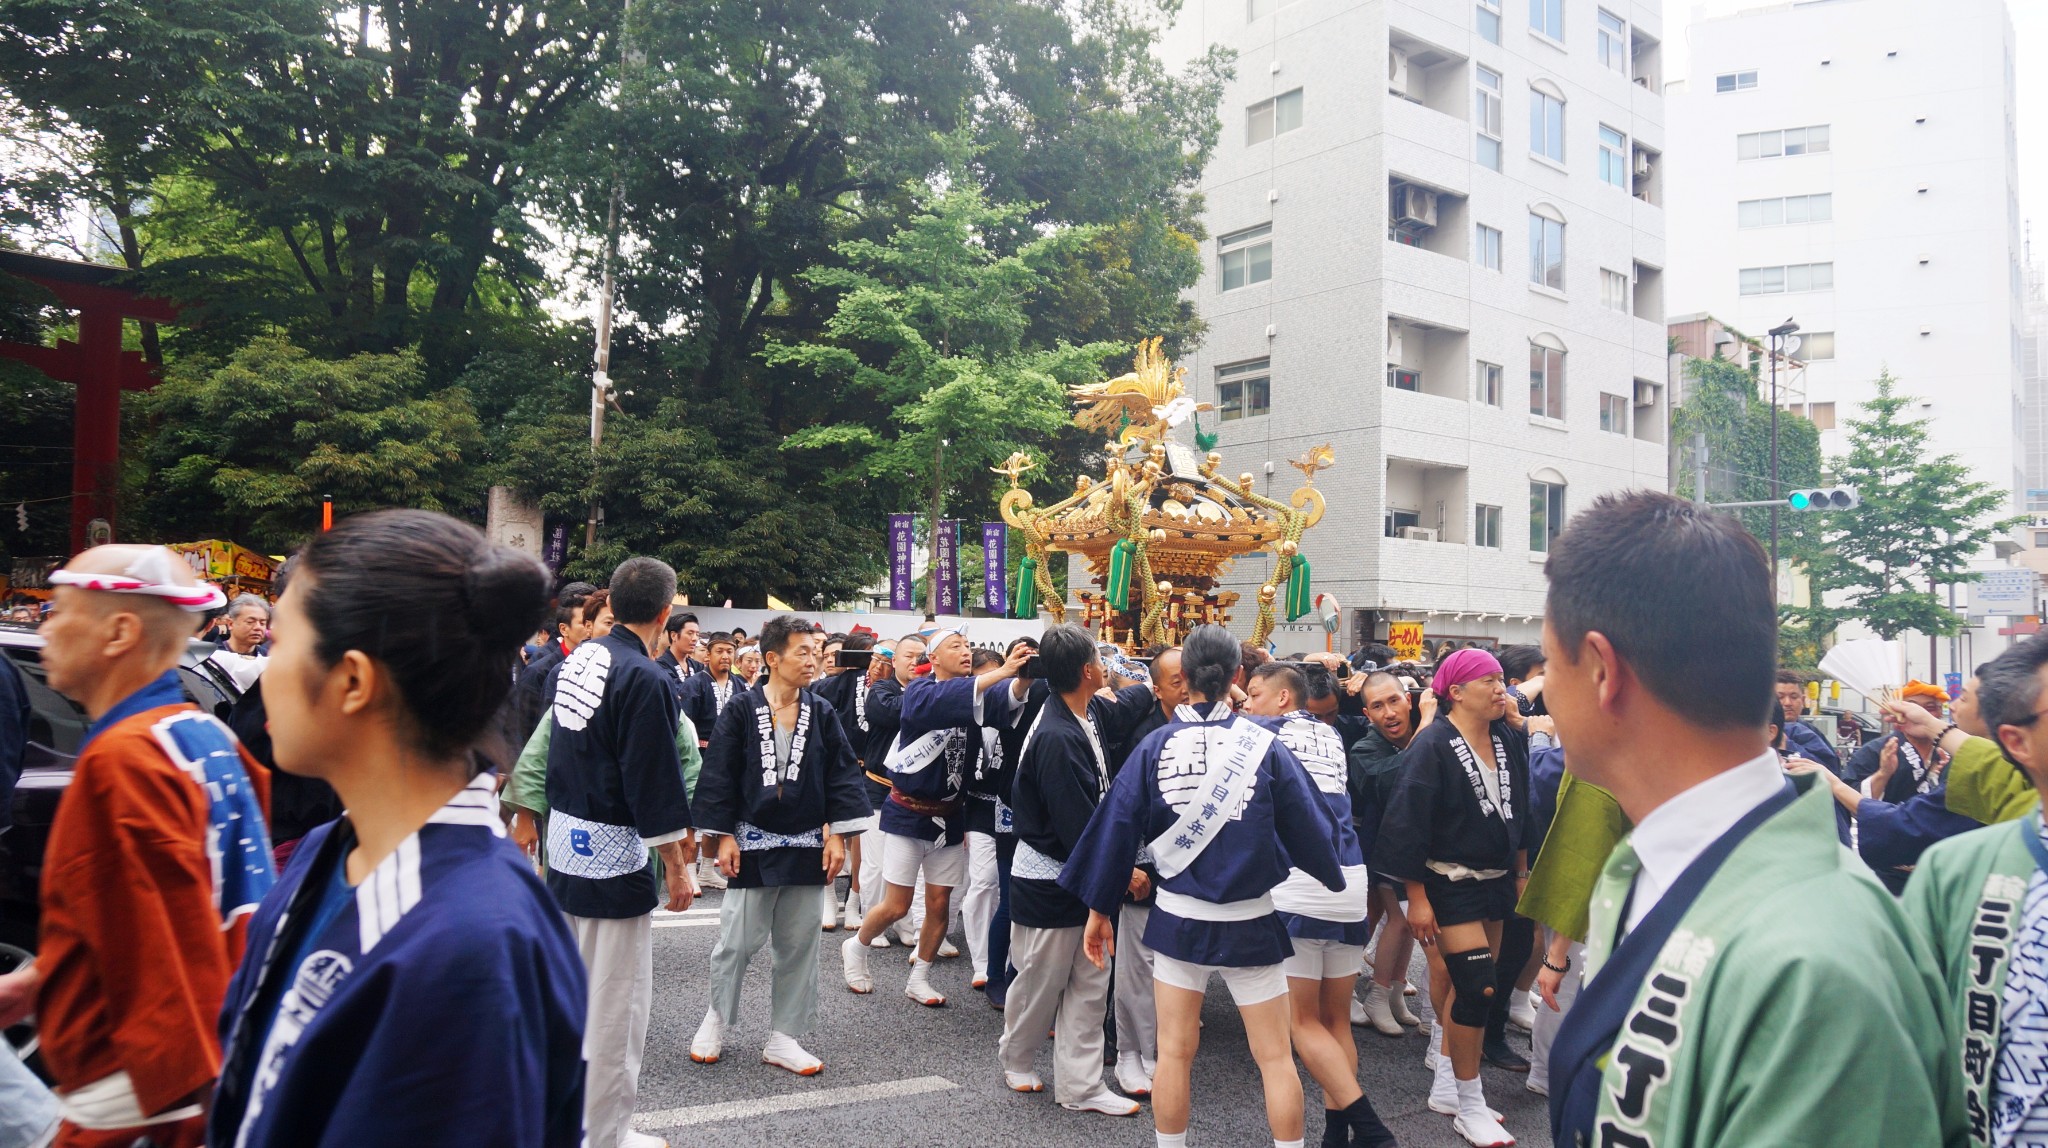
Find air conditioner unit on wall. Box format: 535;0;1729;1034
1389;48;1410;97
1399;526;1438;542
1386;318;1405;361
1634;379;1658;405
1395;186;1438;228
1633;151;1652;177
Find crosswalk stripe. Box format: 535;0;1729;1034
634;1075;959;1130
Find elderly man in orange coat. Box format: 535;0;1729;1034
0;545;273;1148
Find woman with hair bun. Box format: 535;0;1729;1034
208;510;587;1148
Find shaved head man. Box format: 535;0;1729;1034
0;544;274;1148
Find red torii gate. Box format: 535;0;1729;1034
0;250;181;554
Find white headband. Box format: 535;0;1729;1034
48;548;226;612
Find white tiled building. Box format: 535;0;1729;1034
1664;0;2024;511
1160;0;1670;653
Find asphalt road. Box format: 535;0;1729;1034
632;889;1552;1148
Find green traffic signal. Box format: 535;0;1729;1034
1788;491;1811;510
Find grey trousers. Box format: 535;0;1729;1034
708;885;825;1036
1528;938;1584;1094
1114;903;1158;1061
567;911;652;1148
1000;922;1112;1103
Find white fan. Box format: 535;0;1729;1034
1818;638;1905;703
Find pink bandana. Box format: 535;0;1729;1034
1431;648;1503;695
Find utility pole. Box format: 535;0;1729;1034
1692;432;1709;507
926;437;948;621
1766;319;1800;607
1929;573;1940;684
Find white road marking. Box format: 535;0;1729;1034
634;1075;959;1130
651;918;721;929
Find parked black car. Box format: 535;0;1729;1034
0;625;241;1065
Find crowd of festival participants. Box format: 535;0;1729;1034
10;492;2048;1146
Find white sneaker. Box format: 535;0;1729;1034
1115;1051;1153;1097
906;958;946;1006
1362;982;1406;1037
841;936;874;994
937;939;961;959
1390;987;1422;1027
1508;989;1537;1033
624;1132;669;1148
689;1007;727;1064
696;857;728;891
1453;1111;1516;1147
821;888;840;931
1061;1088;1142;1116
1005;1071;1044;1092
762;1031;823;1076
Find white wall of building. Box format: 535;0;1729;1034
1665;0;2023;510
1164;0;1669;651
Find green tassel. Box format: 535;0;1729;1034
1106;539;1133;611
1193;412;1219;453
1285;553;1313;621
1013;555;1038;619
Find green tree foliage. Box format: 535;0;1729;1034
132;336;482;550
771;176;1122;532
1784;372;2017;642
1670;352;1823;543
0;0;618;360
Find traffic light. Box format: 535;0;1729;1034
1785;486;1859;511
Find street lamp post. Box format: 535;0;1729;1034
1767;319;1800;605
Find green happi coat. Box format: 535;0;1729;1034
1903;814;2043;1146
1571;773;1963;1148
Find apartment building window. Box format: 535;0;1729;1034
1529;210;1565;290
1715;70;1758;93
1216;358;1271;420
1247;0;1297;19
1598;126;1628;188
1600;268;1630;312
1738;262;1833;295
1737;193;1832;227
1475;224;1503;271
1530;479;1566;552
1475;68;1504;171
1477;0;1502;44
1597;11;1628;74
1530;86;1566;162
1389;367;1423;391
1528;339;1565;419
1737;124;1830;159
1218;224;1273;291
1247;89;1304;144
1800;331;1835;359
1599;393;1629;433
1386;508;1422;538
1475;504;1503;548
1807;401;1836;430
1531;0;1563;42
1478;361;1504;406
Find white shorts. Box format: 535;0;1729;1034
1281;937;1365;981
881;833;968;889
1151;953;1289;1006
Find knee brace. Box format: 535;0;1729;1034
1444;946;1497;1027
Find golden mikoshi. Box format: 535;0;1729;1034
994;339;1333;650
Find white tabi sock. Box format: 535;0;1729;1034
1456;1075;1490;1121
1275;1140;1305;1148
1429;1049;1458;1109
1156;1134;1187;1148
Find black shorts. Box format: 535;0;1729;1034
1423;874;1517;928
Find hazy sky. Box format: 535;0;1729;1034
1662;0;2048;266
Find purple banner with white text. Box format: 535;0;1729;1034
982;523;1007;614
889;514;915;611
936;519;960;615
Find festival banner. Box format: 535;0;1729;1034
888;514;915;611
936;519;961;615
982;523;1007;615
544;523;569;573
